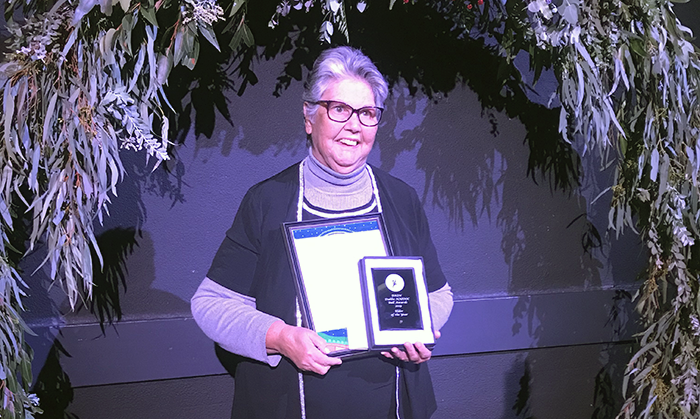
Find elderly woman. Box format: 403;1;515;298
191;46;453;419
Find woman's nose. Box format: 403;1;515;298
344;112;362;131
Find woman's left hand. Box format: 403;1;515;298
380;330;440;364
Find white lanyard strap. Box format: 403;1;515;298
294;160;385;419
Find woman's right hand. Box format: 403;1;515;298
265;321;342;375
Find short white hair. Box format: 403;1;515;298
303;46;389;121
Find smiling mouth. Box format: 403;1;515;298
339;139;359;146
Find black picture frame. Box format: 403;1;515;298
282;213;393;357
358;256;435;351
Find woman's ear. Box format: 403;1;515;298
303;103;313;135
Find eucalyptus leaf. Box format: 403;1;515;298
184;40;199;70
2;81;16;147
560;4;578;25
229;0;245;17
156;54;172;85
141;5;158;27
241;24;254;47
328;0;340;13
101;28;118;65
145;25;157;96
320;21;333;43
128;46;146;93
229;25;243;50
650;148;660;181
173;27;185;65
183;29;195;63
0;200;11;228
121;13;134;54
42;93;58;144
197;23;221;51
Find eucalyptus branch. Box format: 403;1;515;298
509;0;700;417
268;0;367;43
0;0;226;414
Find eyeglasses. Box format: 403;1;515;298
311;100;384;127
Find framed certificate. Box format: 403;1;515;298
282;214;393;357
359;257;435;351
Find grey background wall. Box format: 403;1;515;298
3;2;700;418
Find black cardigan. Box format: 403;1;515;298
208;163;447;419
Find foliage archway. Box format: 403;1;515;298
1;0;699;417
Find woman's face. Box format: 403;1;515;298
305;78;378;174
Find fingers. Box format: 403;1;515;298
282;328;438;372
300;345;342;374
297;346;342;374
309;333;343;364
280;326;342;375
308;353;342;375
392;346;410;362
434;330;441;340
380;342;432;364
309;332;337;354
407;342;432;363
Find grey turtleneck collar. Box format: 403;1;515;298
303;149;373;211
307;149;368;187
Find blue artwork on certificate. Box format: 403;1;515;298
292;220;380;239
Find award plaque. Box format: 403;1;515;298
358;257;435;351
282;214;393;357
372;268;423;330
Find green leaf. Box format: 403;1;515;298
173;27;185;65
197;23;220;52
229;0;245;17
620;135;627;156
629;38;647;57
241;23;254;47
496;60;509;87
181;29;196;66
229;23;244;50
101;28;118;65
121;13;134;54
183;27;195;53
21;357;31;387
184;40;199;70
141;4;158;27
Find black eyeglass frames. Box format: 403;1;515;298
310;100;384;127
